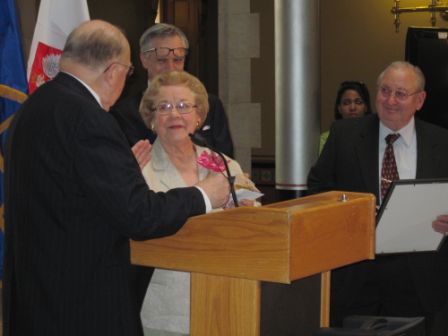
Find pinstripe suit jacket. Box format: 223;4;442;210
308;113;448;315
3;73;205;336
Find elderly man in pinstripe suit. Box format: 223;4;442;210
3;20;229;336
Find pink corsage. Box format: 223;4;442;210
197;151;230;173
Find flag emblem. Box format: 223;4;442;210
26;0;90;93
28;42;62;93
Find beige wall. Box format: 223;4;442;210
16;0;448;159
321;0;448;132
251;0;448;157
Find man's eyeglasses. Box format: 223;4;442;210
142;47;189;58
152;101;197;115
378;85;421;102
103;62;134;77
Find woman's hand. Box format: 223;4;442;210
131;140;152;170
239;199;257;207
224;199;260;209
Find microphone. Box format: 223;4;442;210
189;132;239;207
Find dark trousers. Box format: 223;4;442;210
130;265;154;312
330;255;444;336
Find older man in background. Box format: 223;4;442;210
308;61;448;335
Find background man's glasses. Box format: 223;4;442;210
152;101;197;115
378;85;420;102
142;47;189;58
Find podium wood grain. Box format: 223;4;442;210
191;274;260;336
131;191;375;335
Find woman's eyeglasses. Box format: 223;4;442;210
152;101;197;115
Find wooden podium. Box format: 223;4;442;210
131;191;375;335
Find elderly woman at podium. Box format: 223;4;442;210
137;70;259;335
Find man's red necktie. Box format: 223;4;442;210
381;133;400;200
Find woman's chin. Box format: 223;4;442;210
161;133;191;145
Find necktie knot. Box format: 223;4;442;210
386;133;400;145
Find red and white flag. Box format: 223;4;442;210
27;0;90;93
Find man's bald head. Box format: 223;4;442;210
59;20;132;111
60;20;128;71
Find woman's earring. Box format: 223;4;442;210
150;122;155;131
196;119;201;130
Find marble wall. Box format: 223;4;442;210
218;0;261;173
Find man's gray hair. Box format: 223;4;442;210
139;23;189;52
61;24;125;69
377;61;426;91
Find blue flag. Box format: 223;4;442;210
0;0;28;278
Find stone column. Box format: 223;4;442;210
218;0;261;173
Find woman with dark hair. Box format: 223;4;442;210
319;81;372;153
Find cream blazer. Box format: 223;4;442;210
140;138;244;335
141;138;243;192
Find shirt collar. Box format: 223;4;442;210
379;117;415;147
63;71;103;109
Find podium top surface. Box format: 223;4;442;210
131;191;375;283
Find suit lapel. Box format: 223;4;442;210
355;115;380;200
415;119;438;178
151;140;187;190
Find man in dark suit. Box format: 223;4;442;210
308;61;448;336
110;23;234;157
3;20;230;336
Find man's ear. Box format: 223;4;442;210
140;52;149;70
416;90;427;110
102;63;119;86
